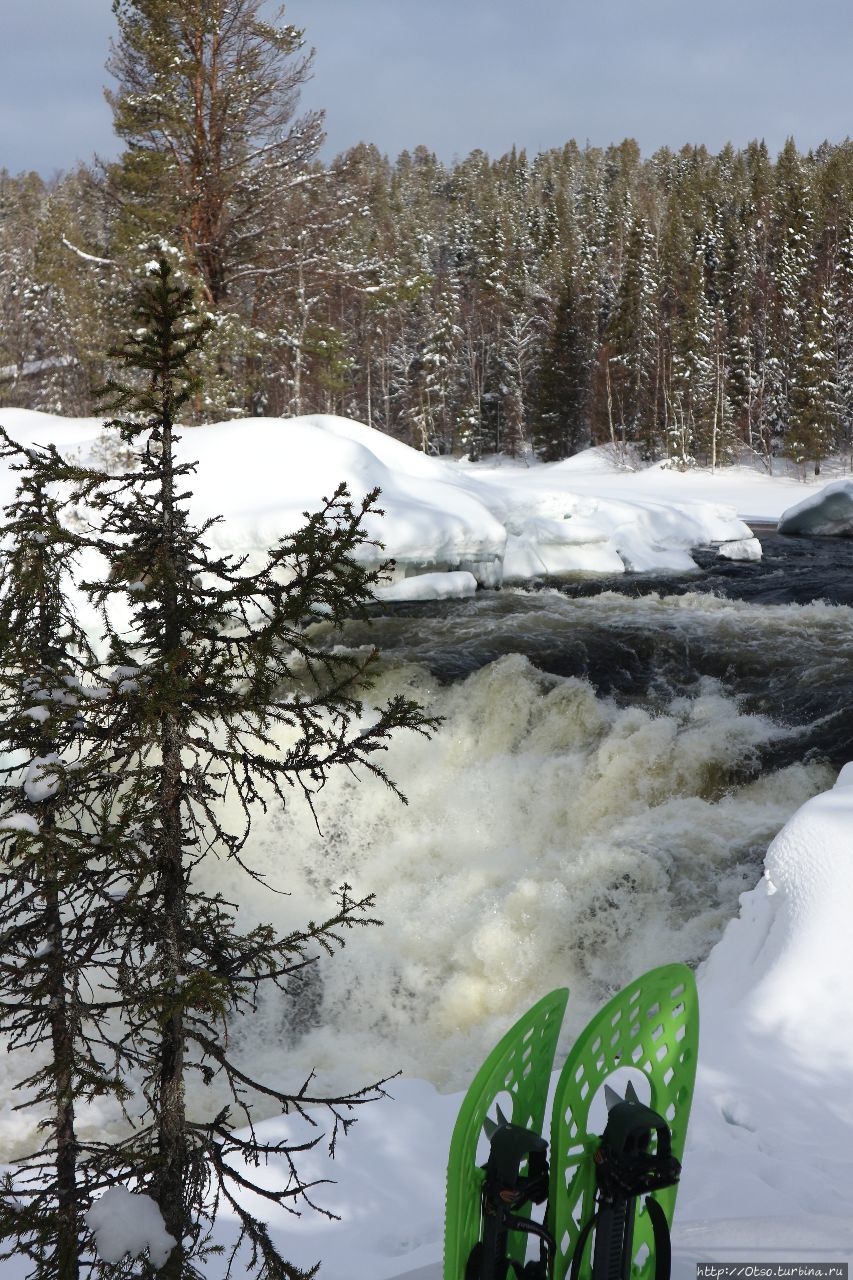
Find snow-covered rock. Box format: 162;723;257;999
373;570;478;602
502;514;623;580
716;536;762;561
777;477;853;536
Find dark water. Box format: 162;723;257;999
564;528;853;608
337;530;853;772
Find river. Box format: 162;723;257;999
207;528;852;1098
5;529;847;1144
7;524;840;1146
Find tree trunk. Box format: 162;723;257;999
155;716;187;1279
154;411;187;1278
45;840;80;1280
35;488;81;1280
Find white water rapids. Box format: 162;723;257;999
0;585;846;1150
201;587;846;1104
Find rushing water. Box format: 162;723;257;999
4;531;848;1146
336;530;853;769
199;529;849;1099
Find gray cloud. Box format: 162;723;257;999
1;1;120;174
289;0;853;160
2;0;851;176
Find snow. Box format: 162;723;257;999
21;706;50;723
173;415;508;590
182;427;851;591
374;570;478;602
0;813;39;835
679;768;853;1242
503;514;625;579
23;754;61;802
778;477;853;536
1;409;839;602
716;536;762;561
86;1187;177;1269
0;407;108;453
0;407;848;601
453;452;756;575
167;423;850;591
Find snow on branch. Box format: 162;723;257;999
61;236;115;267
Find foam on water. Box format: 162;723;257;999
0;589;843;1151
197;645;832;1104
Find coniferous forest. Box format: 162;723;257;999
3;5;853;474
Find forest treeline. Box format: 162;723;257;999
2;6;853;473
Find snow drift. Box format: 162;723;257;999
161;414;765;587
0;409;761;596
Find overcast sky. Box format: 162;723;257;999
3;0;852;177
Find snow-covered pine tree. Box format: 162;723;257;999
0;176;91;416
532;275;588;460
832;225;853;459
446;201;489;462
671;240;730;468
769;138;817;456
606;206;660;455
410;270;462;454
79;257;436;1278
484;310;536;461
475;155;548;460
106;0;324;307
787;279;837;474
736;141;777;463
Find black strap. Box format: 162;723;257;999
467;1205;556;1280
569;1209;599;1280
646;1195;671;1280
567;1195;672;1280
503;1210;555;1280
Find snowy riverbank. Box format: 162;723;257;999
3;408;836;598
1;407;844;598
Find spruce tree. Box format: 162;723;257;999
669;243;716;466
77;257;435;1278
827;216;853;458
606;208;660;453
769;138;817;452
787;281;837;473
0;434;127;1280
532;277;588;460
